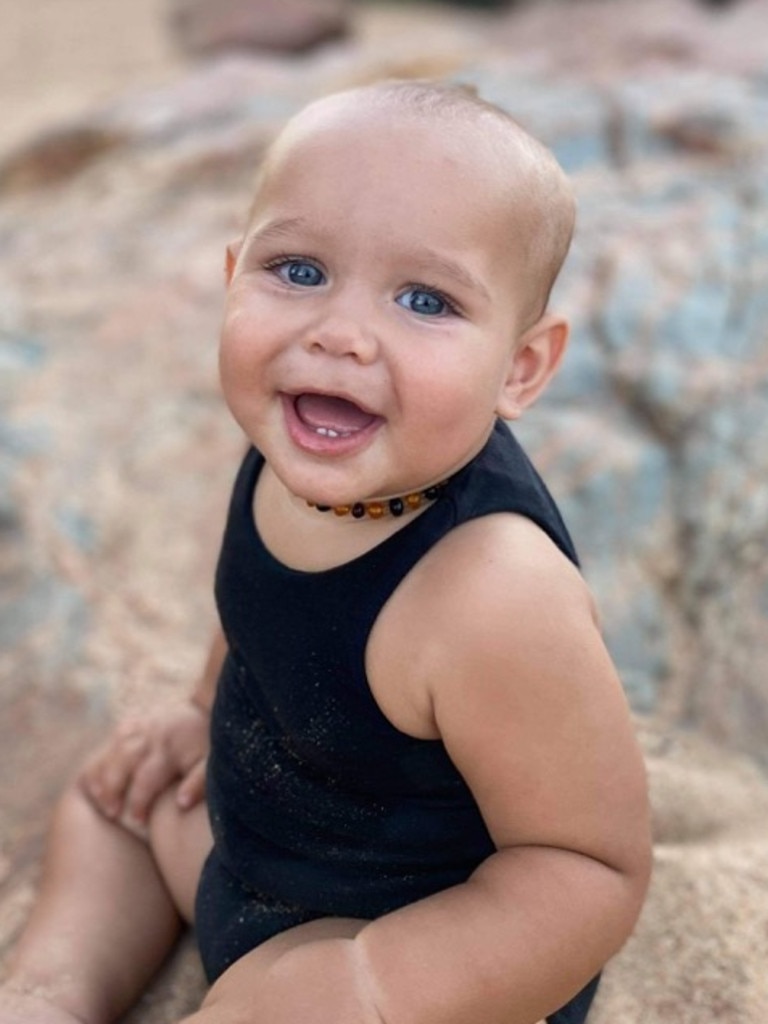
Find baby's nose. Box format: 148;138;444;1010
306;314;378;364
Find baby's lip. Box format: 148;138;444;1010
291;391;382;437
281;391;384;456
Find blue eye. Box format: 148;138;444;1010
397;287;451;317
274;260;325;287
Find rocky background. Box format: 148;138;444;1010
1;0;768;1020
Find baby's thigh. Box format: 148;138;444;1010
148;790;212;923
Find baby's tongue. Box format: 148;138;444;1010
295;393;376;433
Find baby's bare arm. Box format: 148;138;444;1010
191;625;228;712
354;518;651;1023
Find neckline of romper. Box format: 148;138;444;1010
240;452;462;582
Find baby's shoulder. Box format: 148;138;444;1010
418;512;590;621
367;513;598;738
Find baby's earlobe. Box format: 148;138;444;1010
497;314;570;420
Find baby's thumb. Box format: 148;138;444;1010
177;759;206;810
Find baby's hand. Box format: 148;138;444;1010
78;702;210;829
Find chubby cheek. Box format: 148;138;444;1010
218;319;266;421
218;337;242;404
396;371;498;480
408;360;502;435
219;298;268;374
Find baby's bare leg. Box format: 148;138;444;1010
1;783;210;1024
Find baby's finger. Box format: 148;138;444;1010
124;751;176;825
80;764;124;819
80;731;148;818
177;759;207;810
99;732;149;803
78;762;106;809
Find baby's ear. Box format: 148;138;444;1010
225;240;243;285
496;313;569;421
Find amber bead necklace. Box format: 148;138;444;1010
307;480;449;520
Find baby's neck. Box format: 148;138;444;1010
253;466;437;573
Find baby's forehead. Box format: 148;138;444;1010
260;92;543;215
252;118;522;256
273;89;523;162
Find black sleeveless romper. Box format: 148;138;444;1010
195;419;600;1023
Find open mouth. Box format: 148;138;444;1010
292;392;380;439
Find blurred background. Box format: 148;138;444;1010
1;1;768;1020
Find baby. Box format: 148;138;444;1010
0;80;651;1024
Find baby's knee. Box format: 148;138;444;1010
46;780;136;854
52;779;104;831
60;772;151;845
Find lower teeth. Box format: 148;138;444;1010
315;427;349;438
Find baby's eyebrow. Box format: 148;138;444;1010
245;216;309;248
405;247;491;301
243;221;490;300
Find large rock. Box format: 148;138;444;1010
2;1;768;764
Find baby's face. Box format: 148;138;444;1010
220;102;537;508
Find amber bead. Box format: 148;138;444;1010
307;480;448;518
